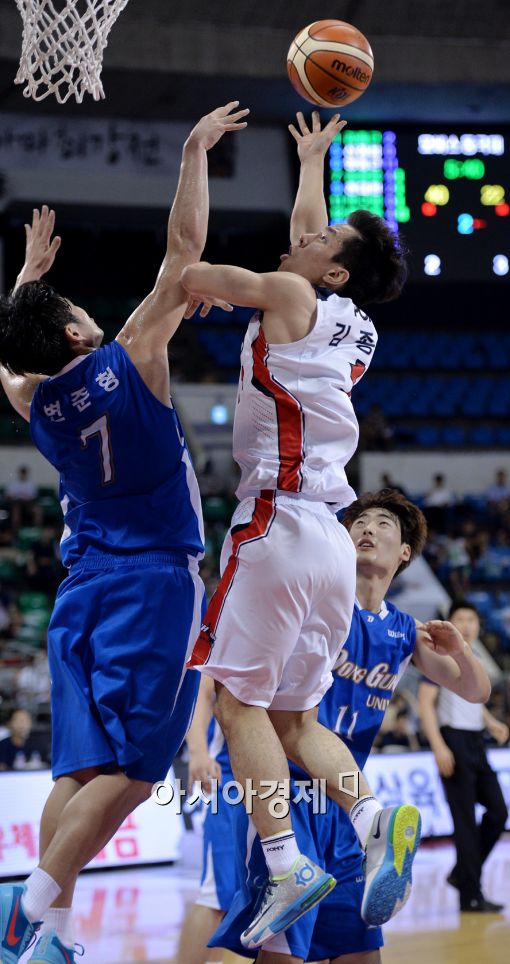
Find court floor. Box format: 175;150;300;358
65;833;510;964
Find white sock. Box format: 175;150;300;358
261;830;300;877
349;796;383;849
21;868;62;923
40;907;74;948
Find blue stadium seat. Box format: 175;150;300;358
441;425;466;446
414;426;439;446
469;425;494;446
466;591;492;618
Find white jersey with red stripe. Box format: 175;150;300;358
233;290;378;507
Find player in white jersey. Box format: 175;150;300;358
181;113;411;947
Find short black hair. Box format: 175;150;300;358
333;210;408;305
342;488;428;576
448;600;480;620
0;281;75;376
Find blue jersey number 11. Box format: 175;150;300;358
334;705;359;741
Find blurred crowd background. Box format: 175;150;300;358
1;0;510;772
1;450;509;772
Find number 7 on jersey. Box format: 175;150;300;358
81;413;114;484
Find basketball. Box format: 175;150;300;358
287;20;374;108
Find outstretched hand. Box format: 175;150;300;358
22;205;61;280
187;101;250;152
420;620;466;657
288;110;346;162
183;295;233;319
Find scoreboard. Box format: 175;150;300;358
328;128;509;281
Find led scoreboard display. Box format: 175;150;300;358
329;128;509;281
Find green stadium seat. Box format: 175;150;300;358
36;491;61;521
202;495;233;522
18;591;51;612
14;625;46;645
16;527;42;550
0;558;22;585
22;609;50;631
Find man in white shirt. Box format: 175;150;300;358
485;468;510;508
419;600;508;912
5;465;41;529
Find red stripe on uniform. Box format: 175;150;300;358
187;493;276;667
252;329;304;492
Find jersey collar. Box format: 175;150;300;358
50;354;89;381
355;597;389;620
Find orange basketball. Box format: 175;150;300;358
287;20;374;108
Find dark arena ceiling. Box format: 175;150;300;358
0;0;509;121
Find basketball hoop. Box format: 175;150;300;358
14;0;131;104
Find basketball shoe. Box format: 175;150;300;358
240;854;336;949
361;803;422;926
0;884;40;963
28;930;84;962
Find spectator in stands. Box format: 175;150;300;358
375;691;423;751
380;472;408;497
379;707;421;753
485;468;510;511
425;473;454;509
418;600;509;913
444;530;471;597
0;597;22;642
449;602;507;694
5;465;42;531
0;592;10;635
359;403;394;451
26;525;64;595
17;651;51;713
424;473;454;532
0;708;44;770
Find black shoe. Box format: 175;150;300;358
446;869;459;890
460;895;505;913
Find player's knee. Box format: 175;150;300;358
270;710;313;754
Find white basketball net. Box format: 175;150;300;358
14;0;130;104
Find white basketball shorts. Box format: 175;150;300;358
189;491;356;710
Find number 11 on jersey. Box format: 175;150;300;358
334;704;358;740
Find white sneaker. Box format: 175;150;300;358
240;854;336;950
361;804;421;926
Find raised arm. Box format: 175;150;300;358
288;112;345;245
116;102;248;359
180;263;316;343
413;620;491;703
0;205;58;420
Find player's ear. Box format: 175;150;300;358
400;542;412;565
322;264;349;290
64;323;84;348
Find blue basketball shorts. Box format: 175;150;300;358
196;766;238;913
210;796;384;960
48;551;205;783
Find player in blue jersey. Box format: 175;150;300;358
175;674;235;964
185;488;490;963
0;103;248;964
